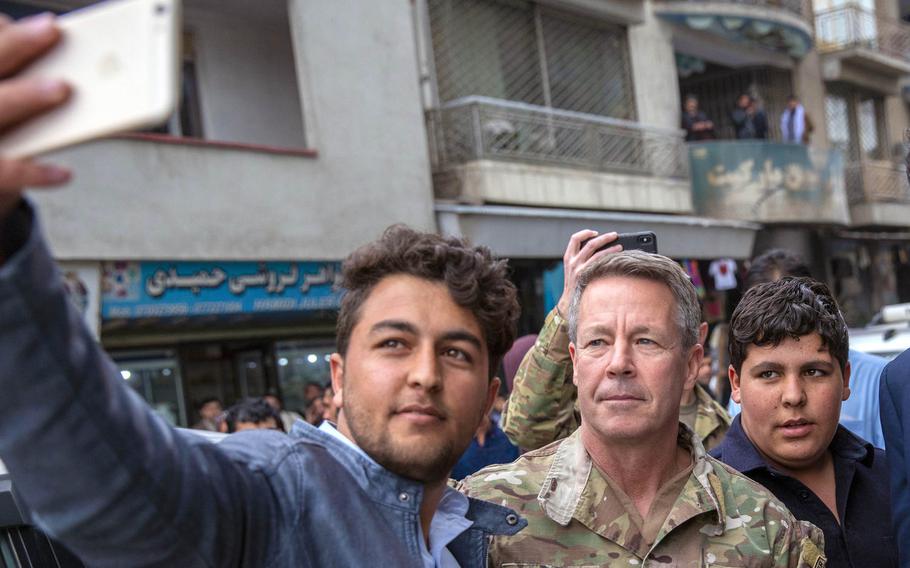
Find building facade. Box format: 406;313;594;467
10;0;910;423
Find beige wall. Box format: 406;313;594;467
34;0;436;261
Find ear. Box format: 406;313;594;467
683;342;703;392
329;352;345;409
698;321;709;347
569;342;579;386
729;364;743;404
842;360;852;402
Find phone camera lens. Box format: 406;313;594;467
640;236;652;243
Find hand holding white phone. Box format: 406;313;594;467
0;0;181;159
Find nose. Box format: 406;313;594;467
407;343;442;392
605;338;635;379
780;374;806;408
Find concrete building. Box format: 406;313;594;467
7;0;910;422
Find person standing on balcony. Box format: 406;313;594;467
681;94;715;142
732;93;769;140
781;94;814;145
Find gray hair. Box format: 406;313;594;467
567;250;700;350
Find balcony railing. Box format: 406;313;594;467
426;96;689;179
845;160;910;204
816;5;910;62
657;0;809;20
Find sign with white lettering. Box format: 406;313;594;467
101;261;342;319
689;141;849;224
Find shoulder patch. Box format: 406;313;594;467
799;536;826;568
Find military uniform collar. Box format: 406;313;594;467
537;425;726;543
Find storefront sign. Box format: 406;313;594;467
101;261;342;319
689;141;849;224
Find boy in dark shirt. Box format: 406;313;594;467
711;277;896;568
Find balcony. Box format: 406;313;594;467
426;96;692;214
688;141;850;224
816;5;910;90
653;0;813;58
844;159;910;226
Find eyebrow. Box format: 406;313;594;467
369;320;483;350
749;359;834;370
370;320;419;336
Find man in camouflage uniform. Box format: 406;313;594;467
502;230;731;451
461;250;825;567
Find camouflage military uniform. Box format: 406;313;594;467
460;426;826;568
502;308;732;451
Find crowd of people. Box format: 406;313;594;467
191;386;339;435
0;12;907;568
682;92;814;144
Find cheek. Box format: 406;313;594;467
739;383;779;415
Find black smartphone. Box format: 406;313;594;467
582;231;658;255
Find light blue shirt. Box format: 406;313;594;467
318;422;472;567
727;349;887;448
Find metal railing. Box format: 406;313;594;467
845;160;910;204
816;5;910;62
426;96;689;179
657;0;809;20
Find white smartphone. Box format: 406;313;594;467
0;0;181;159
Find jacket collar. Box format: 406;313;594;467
289;420;525;537
711;414;875;474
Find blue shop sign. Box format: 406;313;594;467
101;260;342;319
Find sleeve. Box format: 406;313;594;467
0;202;292;567
880;359;910;564
500;308;579;450
771;517;826;568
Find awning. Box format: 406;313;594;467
654;2;813;58
435;203;760;259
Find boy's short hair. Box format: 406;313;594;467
729;277;849;375
335;225;519;379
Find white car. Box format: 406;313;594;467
849;303;910;360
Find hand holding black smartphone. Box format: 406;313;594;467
581;231;658;255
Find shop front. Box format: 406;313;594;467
98;259;342;427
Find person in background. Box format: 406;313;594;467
321;385;339;423
501;230;730;452
732;93;769;140
681;94;715;142
712;278;896;567
303;382;323;405
451;393;519;481
304;395;326;425
780;94;813;145
219;397;285;433
728;249;888;449
461;251;825;566
192;397;223;432
881;350;910;566
263;392;304;432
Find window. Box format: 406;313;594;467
429;0;636;120
824;85;887;161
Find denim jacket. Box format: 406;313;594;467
0;201;526;567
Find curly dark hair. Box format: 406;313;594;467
336;225;519;379
729;277;849;376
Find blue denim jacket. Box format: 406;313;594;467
0;202;526;567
